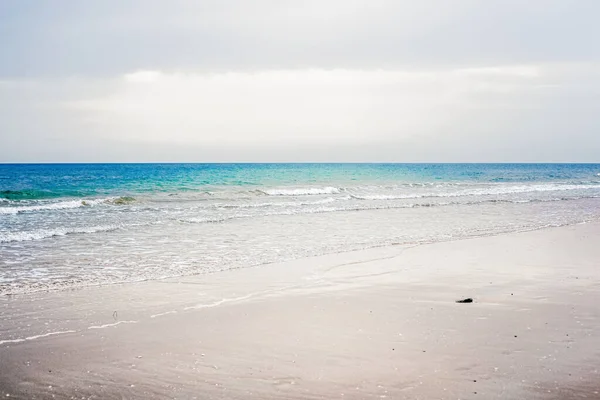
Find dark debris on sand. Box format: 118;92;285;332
456;298;474;303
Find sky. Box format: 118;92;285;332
1;0;599;162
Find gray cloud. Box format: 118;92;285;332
0;1;599;162
1;0;599;77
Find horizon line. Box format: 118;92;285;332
1;162;600;165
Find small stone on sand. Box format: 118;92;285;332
456;298;473;303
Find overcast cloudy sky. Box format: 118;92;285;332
1;0;599;162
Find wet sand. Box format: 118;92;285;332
1;223;600;399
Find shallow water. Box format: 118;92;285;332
2;163;600;294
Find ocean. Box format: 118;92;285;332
1;163;600;295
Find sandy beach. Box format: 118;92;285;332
1;222;599;399
3;1;600;397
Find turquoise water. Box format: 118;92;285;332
2;163;600;199
2;163;600;295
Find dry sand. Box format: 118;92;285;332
1;222;600;399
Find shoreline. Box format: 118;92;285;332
2;216;594;298
1;222;600;399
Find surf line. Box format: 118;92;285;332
0;320;140;346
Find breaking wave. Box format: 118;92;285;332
0;225;119;243
176;197;588;226
0;196;136;215
349;183;600;200
259;187;341;196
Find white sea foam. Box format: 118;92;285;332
261;187;341;196
178;216;235;224
0;197;117;215
350;183;600;200
87;320;138;330
214;197;338;209
458;183;600;196
0;321;139;345
184;293;260;310
0;330;76;345
176;196;599;226
351;194;414;200
0;225;119;243
150;311;178;318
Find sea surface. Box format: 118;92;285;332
1;163;600;295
